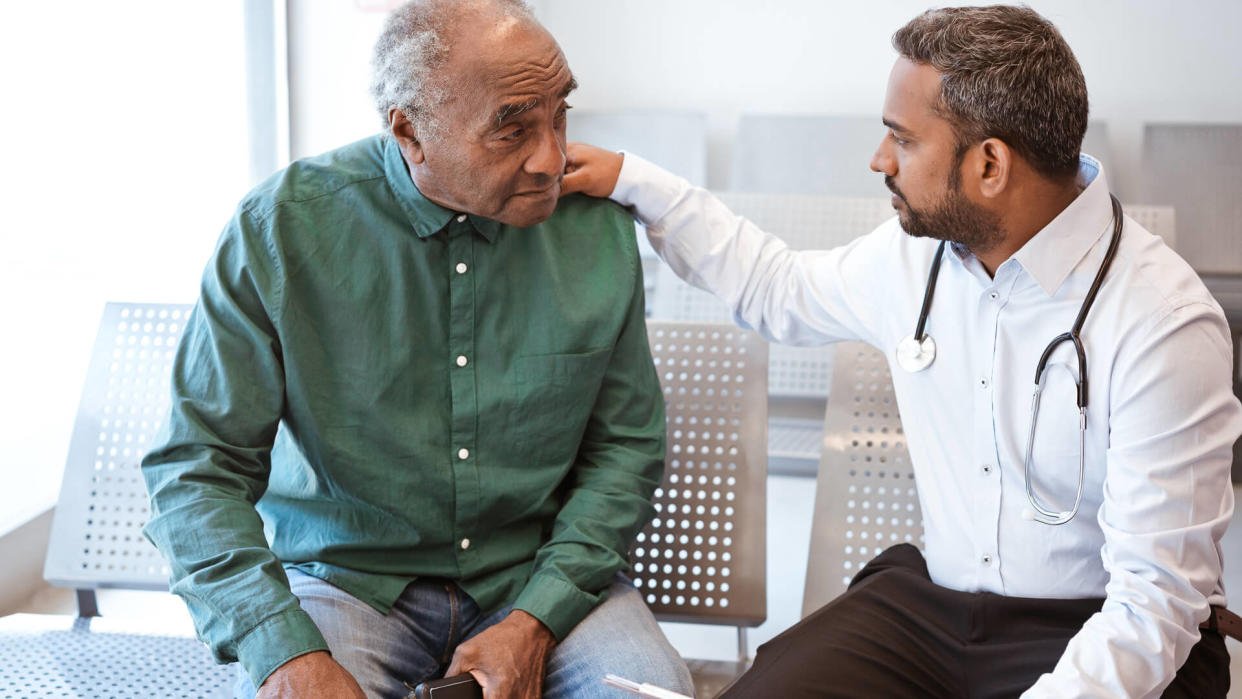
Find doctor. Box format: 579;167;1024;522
563;5;1239;698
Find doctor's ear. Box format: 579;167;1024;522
974;138;1013;199
389;108;426;164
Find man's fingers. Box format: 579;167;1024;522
561;169;589;196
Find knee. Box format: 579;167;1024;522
547;635;694;698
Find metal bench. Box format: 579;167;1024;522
0;301;232;698
0;305;768;697
638;321;769;696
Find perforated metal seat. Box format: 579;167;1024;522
2;307;771;697
0;616;226;699
637;321;768;694
635;322;768;625
0;302;233;698
802;341;923;617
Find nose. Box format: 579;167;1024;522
870;136;896;176
525;123;566;180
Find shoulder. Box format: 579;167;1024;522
1111;217;1225;332
547;194;636;232
540;193;638;254
238;134;389;221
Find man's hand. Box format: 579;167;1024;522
445;610;557;699
255;650;366;699
562;143;624;198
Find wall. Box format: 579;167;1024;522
0;3;252;534
287;0;1242;200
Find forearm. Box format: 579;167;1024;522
144;424;330;687
142;215;327;687
1025;306;1240;697
611;152;875;346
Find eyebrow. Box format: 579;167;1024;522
493;75;579;127
883;117;912;135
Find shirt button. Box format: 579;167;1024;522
460;538;471;550
982;464;992;475
979;377;989;389
457;448;469;460
456;214;467;223
982;554;993;565
989;291;999;300
455;355;468;367
456;262;468;274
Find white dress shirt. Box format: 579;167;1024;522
612;152;1241;698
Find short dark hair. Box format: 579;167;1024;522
892;5;1088;178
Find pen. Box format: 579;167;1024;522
602;673;694;699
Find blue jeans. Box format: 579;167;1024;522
235;568;694;698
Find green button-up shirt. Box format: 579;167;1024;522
141;134;665;688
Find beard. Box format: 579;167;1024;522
885;174;1004;253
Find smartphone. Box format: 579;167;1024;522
412;674;484;699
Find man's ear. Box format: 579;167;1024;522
389;108;426;164
974;138;1012;199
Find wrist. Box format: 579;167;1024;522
508;609;556;646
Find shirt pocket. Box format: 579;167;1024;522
509;348;612;463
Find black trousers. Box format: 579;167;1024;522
721;544;1230;698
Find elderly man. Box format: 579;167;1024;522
565;5;1239;698
141;1;693;697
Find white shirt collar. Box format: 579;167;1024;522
1008;153;1114;297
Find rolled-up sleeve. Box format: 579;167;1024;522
1024;301;1241;697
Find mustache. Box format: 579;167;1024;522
884;176;905;202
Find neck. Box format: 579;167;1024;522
973;175;1082;276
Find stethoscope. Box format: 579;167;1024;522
895;195;1124;526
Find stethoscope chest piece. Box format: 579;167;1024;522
897;334;937;373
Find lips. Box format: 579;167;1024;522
515;184;558;197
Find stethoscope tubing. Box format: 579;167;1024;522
901;194;1125;525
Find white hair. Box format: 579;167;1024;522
369;0;535;140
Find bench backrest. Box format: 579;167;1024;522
634;321;769;627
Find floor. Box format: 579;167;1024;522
14;479;1242;697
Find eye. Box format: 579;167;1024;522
555;103;572;122
500;126;526;141
889;131;908;146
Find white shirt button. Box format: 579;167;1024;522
982;464;992;475
460;538;471;550
457;448;469;460
456;262;468;274
456;214;467;223
982;554;993;565
989;291;999;300
979;377;989;389
455;355;468;367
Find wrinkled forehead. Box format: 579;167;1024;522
446;15;572;104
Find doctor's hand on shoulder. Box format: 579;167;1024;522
562;143;624;198
255;650;366;699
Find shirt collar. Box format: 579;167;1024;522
1009;153;1114;297
382;135;501;243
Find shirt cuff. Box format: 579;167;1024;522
512;573;603;641
610;151;691;227
237;607;331;689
